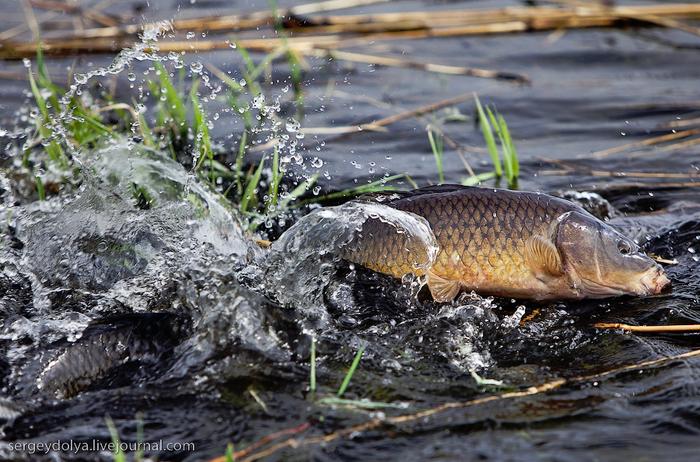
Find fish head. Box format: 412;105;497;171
554;211;670;298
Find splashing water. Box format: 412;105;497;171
246;201;439;323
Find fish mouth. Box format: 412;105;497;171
638;266;671;296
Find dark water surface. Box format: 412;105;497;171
1;1;700;461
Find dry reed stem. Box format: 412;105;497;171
29;0;120;27
309;49;529;83
50;0;391;40
623;13;700;38
586;181;700;193
539;169;700;179
650;255;679;265
209;422;312;462
320;88;481;175
595;323;700;333
211;346;700;462
662;117;700;129
656;136;700;153
590;128;700;158
300;92;478;138
5;4;700;59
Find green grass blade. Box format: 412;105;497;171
135;416;144;462
135;105;155;147
337;345;365;398
191;84;212;173
35;175;45;200
240;156;265;212
474;95;502;177
225;443;236;462
268;146;281;207
155;62;187;128
28;69;65;165
278;174;318;209
235;131;248;196
316;397;408;409
461;171;497;186
427;129;445;183
236;44;263;97
298;174;404;206
28;70;49;120
105;417;126;462
248;46;288;82
487;106;511;181
310;337;317;394
498;114;519;180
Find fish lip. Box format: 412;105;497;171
640;267;671;296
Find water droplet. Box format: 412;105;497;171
74;73;88;85
186;31;196;40
285;118;300;133
190;61;203;73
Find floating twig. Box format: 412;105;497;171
595;323;700;333
650;254;679;265
662;116;700;129
590;128;700;158
254;238;272;248
538;168;700;179
209;422;312;462
309;49;529;83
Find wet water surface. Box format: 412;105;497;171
1;0;700;461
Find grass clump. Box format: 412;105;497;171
473;94;519;188
12;40;404;236
307;339;407;410
426;96;519;188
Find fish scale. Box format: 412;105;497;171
342;185;669;301
343;186;583;299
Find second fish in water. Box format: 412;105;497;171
343;185;670;302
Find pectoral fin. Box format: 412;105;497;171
526;235;563;277
427;270;461;302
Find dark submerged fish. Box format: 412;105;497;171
343;185;670;302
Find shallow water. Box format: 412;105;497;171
1;0;700;461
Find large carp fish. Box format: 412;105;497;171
342;185;670;302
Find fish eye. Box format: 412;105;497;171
617;240;632;255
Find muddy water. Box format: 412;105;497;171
1;0;700;461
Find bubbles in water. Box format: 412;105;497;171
74;74;88;85
190;61;203;74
